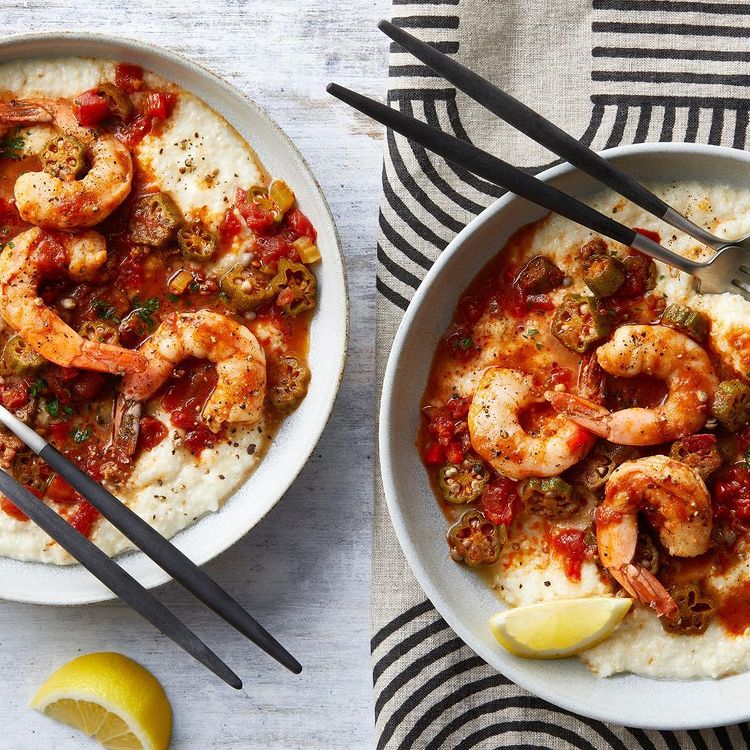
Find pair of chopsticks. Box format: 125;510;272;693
0;405;301;688
327;21;692;271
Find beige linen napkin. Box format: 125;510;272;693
374;1;750;747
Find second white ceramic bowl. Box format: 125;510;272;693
380;142;750;730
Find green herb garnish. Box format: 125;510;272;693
93;298;120;324
45;398;59;417
132;297;161;326
0;132;25;160
71;426;92;444
30;378;47;398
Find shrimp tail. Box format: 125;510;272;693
69;341;147;375
111;395;142;457
545;391;611;438
612;563;679;620
0;100;53;125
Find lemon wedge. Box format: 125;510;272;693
489;596;632;658
31;652;172;750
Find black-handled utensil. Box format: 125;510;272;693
327;84;692;266
0;468;242;689
327;82;750;298
378;19;724;253
0;404;301;676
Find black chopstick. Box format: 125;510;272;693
326;83;643;250
0;467;242;689
377;20;672;225
0;405;301;675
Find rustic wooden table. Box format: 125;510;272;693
0;1;387;747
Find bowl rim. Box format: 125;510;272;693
0;31;349;604
379;140;750;730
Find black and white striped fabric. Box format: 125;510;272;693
373;1;750;747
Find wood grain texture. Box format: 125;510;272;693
0;1;387;747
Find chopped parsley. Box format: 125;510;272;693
29;378;47;398
93;298;120;324
63;405;73;417
744;445;750;468
167;293;180;303
457;337;474;351
188;281;200;293
71;426;93;444
132;297;161;326
45;398;59;417
0;132;25;160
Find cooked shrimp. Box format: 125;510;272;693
547;325;718;445
468;367;595;480
597;455;712;619
0;98;133;229
114;311;266;454
0;227;145;374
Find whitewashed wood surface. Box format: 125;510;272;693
0;1;387;747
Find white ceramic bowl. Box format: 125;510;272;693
0;33;348;605
380;142;750;730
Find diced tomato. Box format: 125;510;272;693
73;90;110;127
236;188;276;232
68;500;99;538
549;528;588;582
114;114;152;148
32;233;68;274
219;208;243;241
479;478;518;526
445;396;471;421
115;63;145;93
139;415;168;451
46;474;82;504
143;92;177;120
115;249;146;292
286;207;316;241
426;412;455;446
633;227;661;243
713;466;750;523
161;360;220;457
0;382;29;410
0;495;27;521
253;233;296;270
423;442;445;465
445;441;464;464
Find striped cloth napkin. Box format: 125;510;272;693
373;1;750;747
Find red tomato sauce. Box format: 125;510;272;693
718;581;750;636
